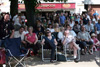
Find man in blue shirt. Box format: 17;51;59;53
95;20;100;34
59;12;66;26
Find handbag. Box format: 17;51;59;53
0;48;6;64
57;53;66;61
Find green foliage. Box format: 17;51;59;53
24;0;40;8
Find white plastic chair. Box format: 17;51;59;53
63;44;80;61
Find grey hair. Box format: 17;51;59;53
29;26;33;31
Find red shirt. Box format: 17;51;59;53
25;33;36;43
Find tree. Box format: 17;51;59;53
24;0;40;28
10;0;18;17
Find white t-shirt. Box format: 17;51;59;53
23;31;29;35
62;35;75;45
13;15;18;22
58;32;63;40
47;28;55;33
69;21;75;29
87;15;91;20
92;18;98;24
14;31;25;41
69;30;76;37
14;17;21;26
21;16;26;22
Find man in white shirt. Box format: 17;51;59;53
14;26;26;45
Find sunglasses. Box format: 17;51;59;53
47;31;51;33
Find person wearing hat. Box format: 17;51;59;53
91;33;100;51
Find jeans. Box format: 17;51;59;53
0;40;5;47
44;43;56;60
76;41;93;49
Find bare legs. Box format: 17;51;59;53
70;42;80;59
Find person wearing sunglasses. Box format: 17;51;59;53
41;30;57;63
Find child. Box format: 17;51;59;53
91;33;100;51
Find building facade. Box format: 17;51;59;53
18;0;86;14
84;0;100;18
0;0;86;14
0;0;10;13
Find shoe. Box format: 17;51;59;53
74;58;79;63
30;51;34;56
81;52;85;55
88;51;93;55
50;60;55;63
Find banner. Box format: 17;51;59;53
18;3;75;10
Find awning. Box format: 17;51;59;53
18;3;75;11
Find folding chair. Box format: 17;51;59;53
42;45;57;62
4;38;29;67
63;44;80;61
41;35;57;62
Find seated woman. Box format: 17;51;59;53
41;30;57;63
91;33;100;51
25;26;41;55
62;30;80;62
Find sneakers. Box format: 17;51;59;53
74;58;79;63
50;60;55;63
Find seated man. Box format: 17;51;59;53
62;30;80;62
14;26;26;45
77;25;93;55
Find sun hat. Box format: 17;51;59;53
91;33;96;37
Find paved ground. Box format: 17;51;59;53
25;51;100;67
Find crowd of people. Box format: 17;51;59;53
0;11;100;63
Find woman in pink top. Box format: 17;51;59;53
25;26;41;55
91;33;100;51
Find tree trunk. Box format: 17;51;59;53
10;0;18;17
24;0;36;29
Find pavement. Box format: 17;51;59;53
25;51;100;67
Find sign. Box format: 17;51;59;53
18;3;75;10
